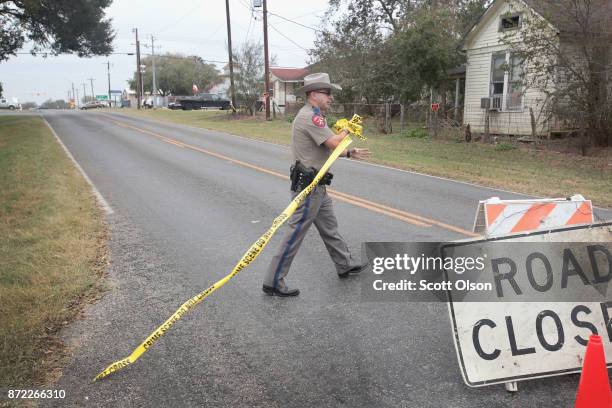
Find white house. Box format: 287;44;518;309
461;0;565;136
270;67;309;113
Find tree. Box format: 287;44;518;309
387;6;465;103
0;81;3;97
128;53;221;96
325;0;407;32
232;41;275;114
20;101;37;109
310;14;388;104
501;0;612;149
311;1;484;104
40;99;69;109
0;0;115;62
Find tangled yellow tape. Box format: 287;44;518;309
94;126;360;381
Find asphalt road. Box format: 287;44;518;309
30;110;611;407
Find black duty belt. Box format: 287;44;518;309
290;161;333;192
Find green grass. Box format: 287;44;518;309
117;108;612;208
0;116;106;387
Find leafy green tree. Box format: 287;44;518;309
310;15;387;104
388;7;464;103
0;0;115;62
311;1;487;104
325;0;401;31
128;53;221;96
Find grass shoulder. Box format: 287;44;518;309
0;115;108;388
117;109;611;208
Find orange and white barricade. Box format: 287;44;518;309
473;195;593;237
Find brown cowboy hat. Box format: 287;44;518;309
295;73;342;95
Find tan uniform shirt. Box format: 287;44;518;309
291;103;334;169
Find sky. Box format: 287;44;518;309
0;0;331;104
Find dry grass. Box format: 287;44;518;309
116;109;611;208
0;115;107;388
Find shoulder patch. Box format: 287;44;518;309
311;114;326;128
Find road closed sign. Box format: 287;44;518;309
442;222;612;386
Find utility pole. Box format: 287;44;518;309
88;78;95;103
71;83;76;109
151;35;157;108
106;62;111;108
262;0;271;120
76;89;80;109
134;28;142;109
225;0;236;110
82;83;87;103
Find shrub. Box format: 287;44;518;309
494;142;517;151
403;127;428;139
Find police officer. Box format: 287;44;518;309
262;73;371;297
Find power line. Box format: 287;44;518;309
268;23;310;52
156;2;203;34
244;7;254;44
236;0;253;12
267;11;320;32
140;53;228;64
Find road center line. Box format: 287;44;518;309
104;115;478;236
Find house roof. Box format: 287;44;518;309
270;67;309;82
458;0;562;50
459;0;612;49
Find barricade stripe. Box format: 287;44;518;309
485;204;506;226
93;135;354;381
566;202;593;225
510;203;556;233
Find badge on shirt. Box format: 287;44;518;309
311;114;326;128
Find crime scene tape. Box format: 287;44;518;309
94;124;361;381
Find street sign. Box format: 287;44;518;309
96;95;109;101
444;222;612;387
110;90;122;95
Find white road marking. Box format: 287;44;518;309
43;116;114;215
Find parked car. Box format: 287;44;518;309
168;101;182;110
177;93;231;110
0;98;21;110
80;101;106;110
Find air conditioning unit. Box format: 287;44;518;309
480;97;490;109
490;95;502;111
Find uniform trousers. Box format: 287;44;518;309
263;185;359;289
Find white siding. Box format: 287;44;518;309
463;0;553;135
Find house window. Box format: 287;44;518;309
507;54;524;110
490;51;525;111
491;53;506;96
500;14;521;31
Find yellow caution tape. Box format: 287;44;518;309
332;114;364;139
94;131;357;381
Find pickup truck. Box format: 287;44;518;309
177;93;231;110
0;98;21;110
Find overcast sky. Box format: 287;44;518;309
0;0;330;104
